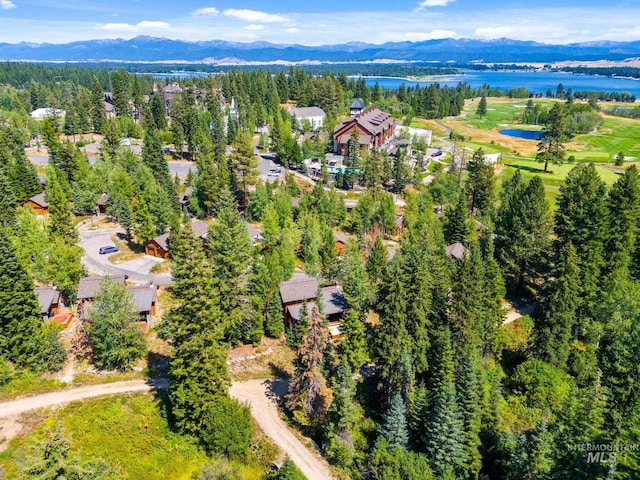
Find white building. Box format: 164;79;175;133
29;107;65;120
289;106;326;131
483;153;501;165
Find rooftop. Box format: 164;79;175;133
280;275;319;305
77;275;126;301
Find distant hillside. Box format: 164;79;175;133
0;36;639;63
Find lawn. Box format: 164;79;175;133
0;394;264;479
498;157;622;205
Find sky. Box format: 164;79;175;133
0;0;640;45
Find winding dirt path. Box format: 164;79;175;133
230;379;334;480
0;378;334;479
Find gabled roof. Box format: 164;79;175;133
35;286;60;315
286;285;348;322
333;232;349;244
334;106;394;141
280;275;319;305
445;242;467;261
126;285;157;313
290;106;326;118
150;233;170;252
26;192;48;208
77;275;126;301
191;219;208;239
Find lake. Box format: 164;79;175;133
499;129;544;140
364;70;640;96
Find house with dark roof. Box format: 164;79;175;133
289;106;326;131
76;274;127;320
23;192;48;215
35;286;61;320
126;284;158;326
145;233;170;259
180;187;193;209
279;275;348;337
333;105;395;156
350;98;364;117
333;232;349;256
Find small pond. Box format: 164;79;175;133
499;129;544;140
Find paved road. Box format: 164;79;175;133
27;147;196;179
230;379;334;480
77;226;171;285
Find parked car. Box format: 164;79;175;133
268;168;282;176
431;150;443;157
99;245;119;255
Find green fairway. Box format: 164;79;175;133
499;157;622;206
571;115;640;161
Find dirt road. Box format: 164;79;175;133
230;379;334;480
0;379;168;419
0;378;334;479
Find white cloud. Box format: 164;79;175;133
406;30;457;41
416;0;455;9
245;24;264;31
97;21;170;32
1;0;16;10
286;28;300;33
223;9;288;23
191;7;219;16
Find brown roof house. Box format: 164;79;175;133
145;233;170;259
333;104;395;156
279;274;348;338
23;192;48;215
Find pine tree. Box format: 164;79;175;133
340;240;371;314
340;309;369;370
89;75;106;134
229;132;259;205
443;190;470;244
131;196;156;245
476;95;487;117
366;236;388;288
465;148;495;216
206;190;256;344
456;351;482;479
510;420;554;480
605;165;640;274
88;278;146;370
286;306;332;427
142;122;178;211
534;243;580;370
326;359;360;462
554;163;606;304
376;259;412;396
20;423;114;479
168;225;230;435
0;228;62;371
0;167;17;227
422;327;466;477
496;171;552;290
45;166;76;242
379;392;409;450
537;102;568;173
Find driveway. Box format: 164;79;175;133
77;226;171;285
230;378;334;480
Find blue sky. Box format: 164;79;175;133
0;0;639;45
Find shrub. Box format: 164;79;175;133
200;396;254;461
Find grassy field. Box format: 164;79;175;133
0;393;264;479
497;157;622;205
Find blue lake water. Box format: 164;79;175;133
364;71;640;96
499;129;544;140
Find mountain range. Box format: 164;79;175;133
1;36;639;64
